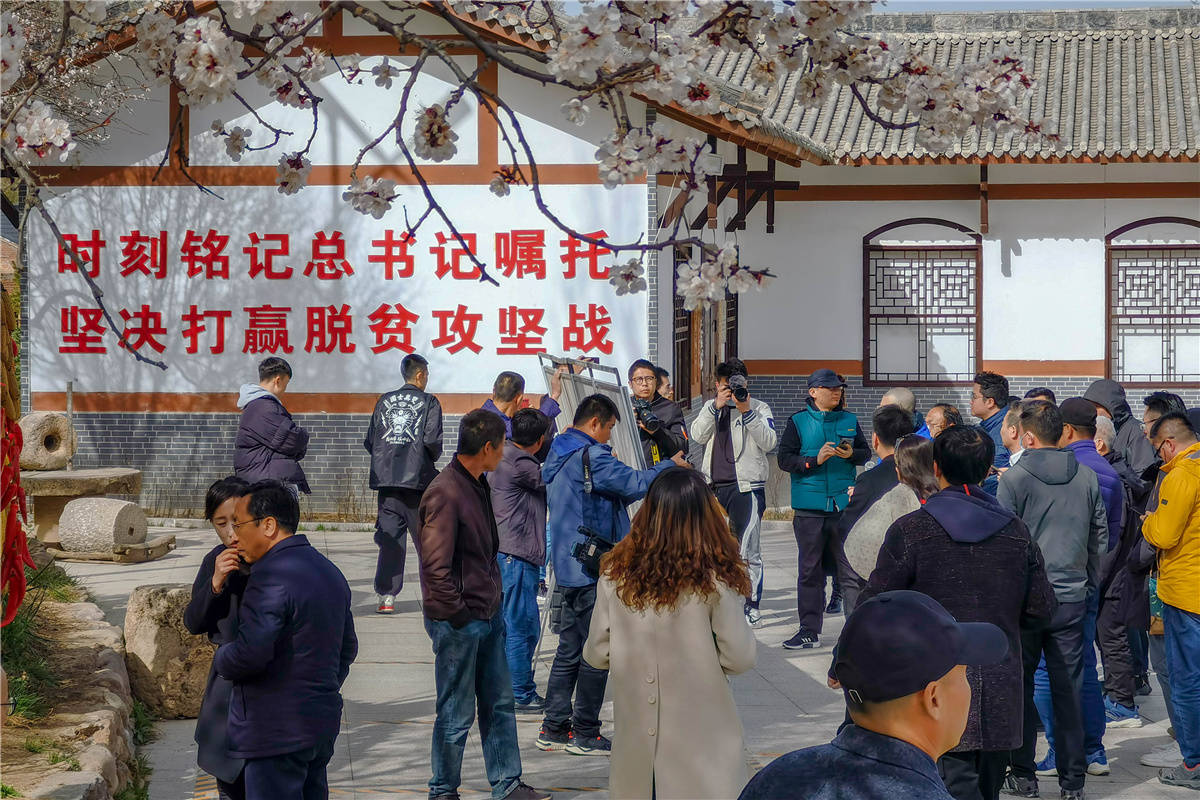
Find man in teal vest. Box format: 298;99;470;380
777;369;871;649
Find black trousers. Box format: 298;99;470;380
243;738;336;800
373;487;423;596
939;750;1009;800
1098;590;1137;707
216;774;245;800
543;584;608;739
1011;600;1087;792
792;513;859;633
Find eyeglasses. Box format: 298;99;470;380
1153;438;1172;460
231;517;264;531
630;376;657;384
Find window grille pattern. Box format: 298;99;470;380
672;246;693;409
1110;247;1200;383
866;247;977;383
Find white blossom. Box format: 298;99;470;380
561;98;590;126
4;100;74;162
413;104;458;162
489;175;511;197
133;10;177;83
372;56;399;90
173;16;241;106
343;175;398;219
224;126;251;161
275;152;311;195
609;259;647;296
1;12;26;92
298;48;327;82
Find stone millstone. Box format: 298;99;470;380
58;498;147;553
18;411;77;470
124;584;215;719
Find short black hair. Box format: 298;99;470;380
459;409;506;456
655;366;669;383
973;371;1010;408
401;353;428;381
628;359;657;381
930;403;964;427
573;393;620;427
1144;391;1188;418
493;371;525;403
512;408;550;447
1149;411;1198;443
1019;399;1063;446
933;425;994;486
1025;387;1056;403
872;405;916;448
258;357;292;382
205;476;250;520
715;358;748;381
239;480;299;534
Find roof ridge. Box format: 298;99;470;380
854;7;1200;35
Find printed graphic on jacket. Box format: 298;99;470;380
380;393;426;445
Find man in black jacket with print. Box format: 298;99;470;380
364;353;444;614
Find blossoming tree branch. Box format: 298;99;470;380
2;0;1053;367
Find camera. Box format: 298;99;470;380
632;396;662;433
572;526;614;579
728;373;749;403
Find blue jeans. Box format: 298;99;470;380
1163;603;1200;767
498;554;540;704
1036;591;1105;758
424;614;522;799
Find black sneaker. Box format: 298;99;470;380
1059;791;1084;800
825;594;843;614
565;732;612;756
505;782;552;800
535;727;569;751
1135;673;1153;697
538;580;549;599
783;628;819;649
1002;773;1039;798
515;694;546;714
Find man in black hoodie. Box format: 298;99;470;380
364;354;444;614
864;425;1055;800
1084;379;1157;493
998;401;1108;800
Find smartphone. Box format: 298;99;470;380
838;437;854;447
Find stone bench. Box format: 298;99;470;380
21;468;142;547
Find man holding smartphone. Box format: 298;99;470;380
777;369;871;649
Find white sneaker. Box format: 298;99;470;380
1141;741;1183;768
746;608;762;628
376;594;395;614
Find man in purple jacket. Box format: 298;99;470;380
482;369;565;438
234;357;310;498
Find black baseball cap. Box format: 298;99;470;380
833;590;1008;704
1060;397;1097;428
808;368;847;390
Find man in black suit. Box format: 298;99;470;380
214;481;358;800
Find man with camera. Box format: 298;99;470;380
629;359;688;467
537;394;688;757
691;358;777;626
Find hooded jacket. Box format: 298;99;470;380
1065;439;1124;553
691;396;777;492
491;440;547;566
862;486;1055;751
1142;439;1200;614
543;427;675;588
233;385;310;493
1083;380;1157;495
363;384;443;491
998;448;1108;603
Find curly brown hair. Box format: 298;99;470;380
600;469;751;612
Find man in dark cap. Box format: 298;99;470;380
739;591;1008;800
777;368;870;650
1083;379;1157;484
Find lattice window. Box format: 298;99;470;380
1109;247;1200;384
672;246;693;409
866;247;978;384
724;291;739;363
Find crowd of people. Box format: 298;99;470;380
183;354;1199;800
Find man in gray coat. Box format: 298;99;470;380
998;400;1108;800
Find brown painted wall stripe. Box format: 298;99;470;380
742;359;1108;377
32;392;495;414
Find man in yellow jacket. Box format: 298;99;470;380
1144;412;1200;790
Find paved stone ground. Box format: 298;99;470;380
63;521;1185;799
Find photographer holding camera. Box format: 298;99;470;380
629;359;689;467
537;394;689;757
691;358;778;627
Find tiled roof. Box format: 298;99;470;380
704;12;1200;162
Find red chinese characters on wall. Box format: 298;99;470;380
305;232;355;280
430;232;481;280
245;233;292;279
58;230;105;278
367;303;419;354
59;307;107;353
181;229;231;279
497;306;548;355
243;305;293;354
181;306;232;354
431;304;484;354
118;230;168;279
118;304;168;353
305;304;356;353
369;231;416;280
563;303;614;355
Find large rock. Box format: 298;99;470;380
58;498;146;553
19;412;77;470
123;584;215;719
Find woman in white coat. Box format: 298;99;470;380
583;469;757;800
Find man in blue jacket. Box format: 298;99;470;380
777;369;870;650
969;371;1010;495
536;394;686;756
234;357;310;497
214;481;357;800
